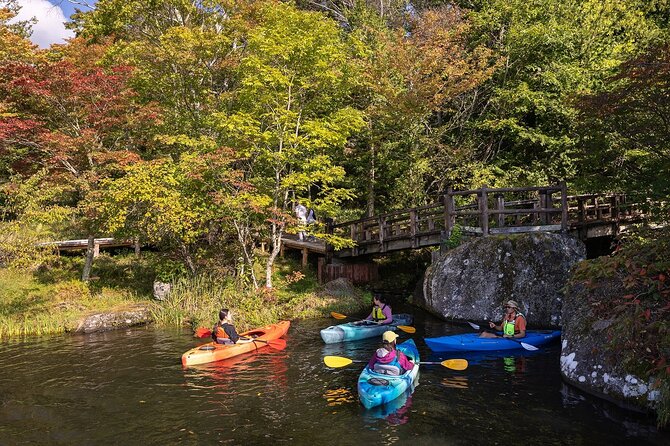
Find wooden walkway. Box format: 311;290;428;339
321;184;651;258
42;185;655;264
38;238;137;256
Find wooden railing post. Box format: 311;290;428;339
611;195;620;224
495;193;505;228
410;209;418;248
539;190;548;225
378;216;386;252
350;223;358;257
444;186;454;239
479;185;489;235
560;182;568;232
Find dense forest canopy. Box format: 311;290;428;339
1;0;669;284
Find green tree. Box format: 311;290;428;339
218;3;364;288
451;0;663;186
576;44;670;197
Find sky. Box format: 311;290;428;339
12;0;96;48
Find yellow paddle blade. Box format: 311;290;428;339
396;325;416;334
324;356;353;368
330;311;347;320
441;359;468;371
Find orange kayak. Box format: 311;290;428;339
181;320;290;366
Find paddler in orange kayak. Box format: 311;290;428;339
212;309;254;344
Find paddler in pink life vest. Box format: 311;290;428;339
367;331;415;375
480;300;527;339
356;294;392;325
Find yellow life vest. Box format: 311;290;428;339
503;313;525;336
372;305;387;322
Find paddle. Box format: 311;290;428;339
193;327;287;350
324;355;468;371
466;321;538;351
328;311;417;334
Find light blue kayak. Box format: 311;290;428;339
357;339;420;409
320;314;413;344
424;330;561;352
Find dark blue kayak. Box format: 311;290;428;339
424;330;561;353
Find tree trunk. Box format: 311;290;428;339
81;234;95;282
234;219;259;289
366;144;376;217
265;223;283;289
180;242;197;275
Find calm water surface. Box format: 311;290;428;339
0;309;667;445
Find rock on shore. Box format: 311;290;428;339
72;304;153;334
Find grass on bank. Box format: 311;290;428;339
0;268;143;337
0;251;370;338
150;258;371;331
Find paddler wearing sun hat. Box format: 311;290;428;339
479;300;527;339
366;331;415;375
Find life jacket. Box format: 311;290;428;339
503;312;526;336
372;349;403;376
372;304;387;322
212;323;232;344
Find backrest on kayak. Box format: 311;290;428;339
373;363;401;376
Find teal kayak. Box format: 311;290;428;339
424;330;561;352
320;314;413;344
357;339;420;409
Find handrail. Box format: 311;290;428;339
322;185;652;257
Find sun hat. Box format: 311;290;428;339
504;300;520;309
382;331;399;343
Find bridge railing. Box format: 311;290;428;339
328;185;649;255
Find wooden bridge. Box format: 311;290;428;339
282;184;653;266
326;184;650;258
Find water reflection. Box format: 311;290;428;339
362;381;417;426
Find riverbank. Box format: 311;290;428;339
0;253;370;338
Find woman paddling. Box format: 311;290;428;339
480;300;527;339
356;294;392;325
212;309;254;344
367;331;415;375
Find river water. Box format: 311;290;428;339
0;310;667;445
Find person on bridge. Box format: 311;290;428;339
212;309;254;345
367;331;414;376
480;300;527;339
294;202;308;241
357;294;393;325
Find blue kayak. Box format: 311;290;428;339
357;339;420;409
320;314;413;344
424;330;561;352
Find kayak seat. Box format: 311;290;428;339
373;363;401;376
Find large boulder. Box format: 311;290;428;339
417;233;585;327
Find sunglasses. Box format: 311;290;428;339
503;305;514;309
